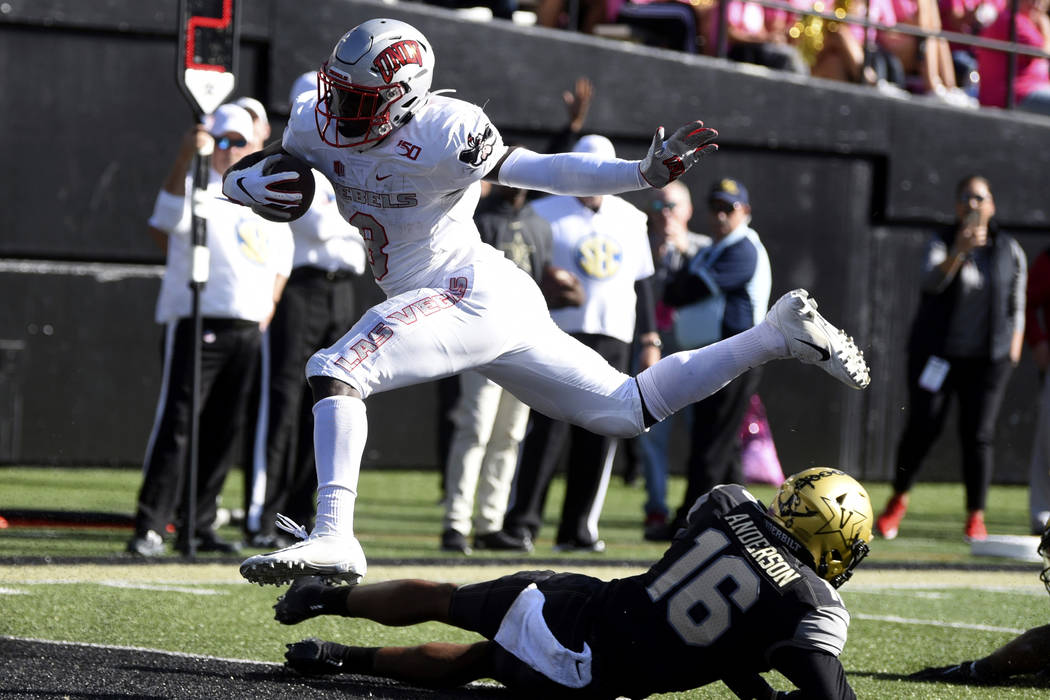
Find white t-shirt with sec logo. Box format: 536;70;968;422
531;194;653;344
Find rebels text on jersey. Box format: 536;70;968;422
587;484;850;697
282;92;508;298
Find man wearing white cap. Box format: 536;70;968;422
127;103;294;557
234;96;272;147
498;135;659;552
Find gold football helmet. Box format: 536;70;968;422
770;467;873;588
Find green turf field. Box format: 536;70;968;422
1;467;1048;698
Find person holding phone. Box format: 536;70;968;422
875;175;1026;542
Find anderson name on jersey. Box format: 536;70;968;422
283;92;509;298
584;483;851;697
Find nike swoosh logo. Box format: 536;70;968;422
575;659;585;678
796;338;831;361
376;173;392;181
236;177;262;204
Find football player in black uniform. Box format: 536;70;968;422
908;524;1050;684
273;467;872;698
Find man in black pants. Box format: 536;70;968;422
651;178;771;540
127;104;293;557
274;468;872;699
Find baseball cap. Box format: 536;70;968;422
207;104;254;141
289;71;318;104
708;178;749;206
571;134;616;159
234;96;268;125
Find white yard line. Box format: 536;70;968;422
853;613;1025;635
96;581;225;595
851;583;1045;596
0;580;224;595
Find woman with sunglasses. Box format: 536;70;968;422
876;174;1027;542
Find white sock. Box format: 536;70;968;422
636;322;787;421
311;395;367;538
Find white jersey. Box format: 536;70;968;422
283;92;508;298
298;93;646;439
531;194;654;344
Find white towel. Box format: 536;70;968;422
493;583;593;688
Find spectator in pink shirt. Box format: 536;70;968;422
976;0;1050;115
939;0;1005;95
700;0;809;72
882;0;974;102
615;0;807;68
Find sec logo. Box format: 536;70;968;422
237;221;270;265
575;235;622;279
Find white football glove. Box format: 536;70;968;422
221;154;302;209
638;121;718;188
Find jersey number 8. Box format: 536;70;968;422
350;212;390;280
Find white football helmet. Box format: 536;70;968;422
316;18;434;150
769;467;873;588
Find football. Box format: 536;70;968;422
256;153;316;222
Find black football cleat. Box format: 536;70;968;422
273;575;340;625
284;637;349;675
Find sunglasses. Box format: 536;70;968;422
709;200;738;214
215;136;249;150
958;192;988;203
650;201;678;212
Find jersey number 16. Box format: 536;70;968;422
645;529;761;646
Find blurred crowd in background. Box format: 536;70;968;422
426;0;1050;115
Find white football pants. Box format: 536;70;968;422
307;256;644;437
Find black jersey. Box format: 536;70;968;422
586;484;850;698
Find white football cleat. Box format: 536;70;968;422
240;533;367;586
766;289;870;390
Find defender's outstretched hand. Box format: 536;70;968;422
638;122;718;188
221;154;303;210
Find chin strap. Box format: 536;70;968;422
828;540;871;589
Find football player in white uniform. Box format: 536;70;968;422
222;17;871;585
